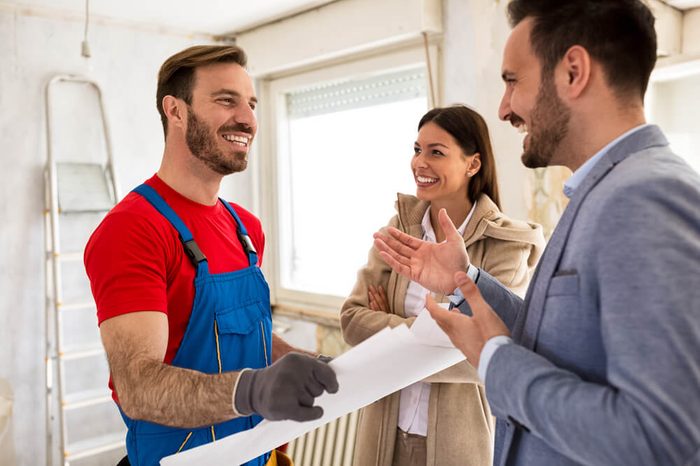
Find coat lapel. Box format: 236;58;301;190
516;125;668;350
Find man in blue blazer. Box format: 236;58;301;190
373;1;700;465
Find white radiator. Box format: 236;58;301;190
287;410;359;466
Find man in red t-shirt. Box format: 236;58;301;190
85;45;337;466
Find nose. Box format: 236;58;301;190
236;103;257;133
498;88;511;122
412;151;428;169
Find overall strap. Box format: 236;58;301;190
219;199;258;267
133;184;209;275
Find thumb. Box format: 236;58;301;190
425;294;453;327
313;360;339;394
454;271;489;316
438;208;462;242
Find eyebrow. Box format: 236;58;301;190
211;89;258;105
415;142;449;149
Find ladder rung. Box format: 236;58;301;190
57;301;94;311
51;251;84;262
65;432;125;460
59;206;111;214
60;344;104;360
62;388;113;410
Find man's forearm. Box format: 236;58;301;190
108;337;240;428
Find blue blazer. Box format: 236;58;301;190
473;125;700;466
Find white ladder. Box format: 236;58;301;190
44;75;125;465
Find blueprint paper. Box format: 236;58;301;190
161;318;465;466
410;304;454;347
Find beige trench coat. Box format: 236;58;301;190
340;193;544;466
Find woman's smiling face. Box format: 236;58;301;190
411;121;476;204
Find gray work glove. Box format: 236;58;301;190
234;352;339;421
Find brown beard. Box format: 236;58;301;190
186;108;249;175
521;73;571;169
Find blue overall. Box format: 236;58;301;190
120;184;272;466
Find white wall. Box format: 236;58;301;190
441;0;530;219
0;8;217;464
683;8;700;55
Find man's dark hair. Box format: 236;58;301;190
507;0;657;99
156;45;248;137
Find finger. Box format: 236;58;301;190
438;208;463;243
368;290;381;311
299;391;315;408
378;285;389;302
374;230;420;258
425;294;456;328
313;360;339;394
293;406;324;422
369;285;380;300
373;237;411;266
305;378;325;398
368;297;378;311
385;227;425;251
454;271;491;315
376;249;412;277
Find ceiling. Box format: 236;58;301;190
0;0;339;36
2;0;698;37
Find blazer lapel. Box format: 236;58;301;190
517;125;668;351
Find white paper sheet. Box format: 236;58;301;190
410;303;453;347
161;316;464;466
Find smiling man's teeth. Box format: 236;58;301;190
222;134;250;145
517;124;528;134
417;176;437;184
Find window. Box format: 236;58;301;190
260;48;431;312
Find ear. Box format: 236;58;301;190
162;95;187;131
558;45;591;100
468;152;482;177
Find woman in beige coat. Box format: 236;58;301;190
340;105;545;466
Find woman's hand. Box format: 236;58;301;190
368;284;389;312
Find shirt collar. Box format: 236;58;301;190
421;201;476;241
563;124;651;198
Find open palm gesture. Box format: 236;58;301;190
373;208;470;294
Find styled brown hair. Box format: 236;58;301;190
156;45;248;136
507;0;657;99
418;105;501;209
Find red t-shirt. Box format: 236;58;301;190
84;175;265;398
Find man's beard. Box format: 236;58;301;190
186;109;249;175
521;74;571;169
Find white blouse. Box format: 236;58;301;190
397;202;475;436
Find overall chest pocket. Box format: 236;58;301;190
216;301;266;335
215;301;270;370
